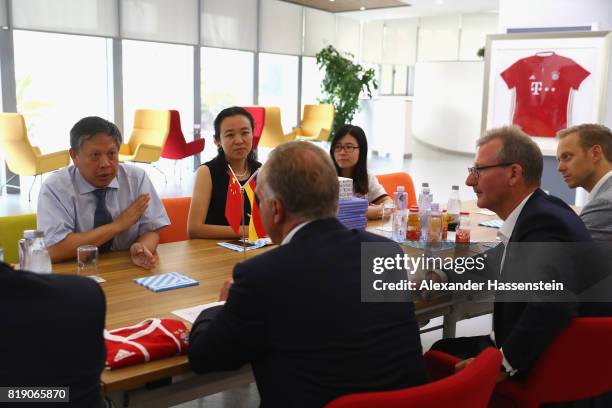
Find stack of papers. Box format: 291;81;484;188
134;272;199;292
337;197;368;230
479;219;504;229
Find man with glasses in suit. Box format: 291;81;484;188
427;126;595;381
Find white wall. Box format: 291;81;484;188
412;61;485;154
499;0;612;31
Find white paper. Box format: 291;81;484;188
475;209;496;216
172;301;226;323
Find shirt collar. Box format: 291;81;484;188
281;221;312;245
74;167;120;195
497;192;534;243
587;169;612;203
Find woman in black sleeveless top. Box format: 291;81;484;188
188;107;262;239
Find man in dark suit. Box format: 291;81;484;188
428;126;599;380
188;141;426;407
0;263;106;407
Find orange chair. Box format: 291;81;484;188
326;348;502;408
375;172;417;207
159;197;191;244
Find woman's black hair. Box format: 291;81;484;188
329;124;369;195
213;106;258;170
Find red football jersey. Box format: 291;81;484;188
500;52;590;137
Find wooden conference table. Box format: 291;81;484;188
53;202;498;407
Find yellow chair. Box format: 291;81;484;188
119;109;171;182
287;104;335;142
0;113;70;201
0;213;37;264
259;107;290;148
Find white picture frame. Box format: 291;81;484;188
482;31;612;156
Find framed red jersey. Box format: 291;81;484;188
483;31;611;155
500;52;590;137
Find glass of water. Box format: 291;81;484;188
77;245;98;275
378;202;395;232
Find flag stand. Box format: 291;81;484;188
228;164;260;259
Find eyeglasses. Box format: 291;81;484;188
334;144;359;153
467;162;514;179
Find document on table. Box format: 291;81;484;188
172;301;226;323
475;209;496;216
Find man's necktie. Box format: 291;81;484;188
93;188;113;254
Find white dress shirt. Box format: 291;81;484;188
492;192;534;376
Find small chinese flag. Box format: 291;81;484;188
225;176;242;234
244;178;267;241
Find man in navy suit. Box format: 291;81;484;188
0;263;106;407
188;141;426;407
429;126;601;380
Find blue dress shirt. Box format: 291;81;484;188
37;164;170;250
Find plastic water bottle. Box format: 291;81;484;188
418;183;433;241
392;186;407;242
447;185;461;231
26;230;52;274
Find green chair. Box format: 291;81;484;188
0;214;37;264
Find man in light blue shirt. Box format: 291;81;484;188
37;116;170;269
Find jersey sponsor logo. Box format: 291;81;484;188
530;81;543;95
551;71;560;80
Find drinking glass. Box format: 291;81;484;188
77;245;98;275
378;202;395;232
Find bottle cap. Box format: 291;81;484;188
460;211;470;215
422;182;429;188
409;206;419;211
452;185;459;190
397;186;405;192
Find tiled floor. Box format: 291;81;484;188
2;140;491;407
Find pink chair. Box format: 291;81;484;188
161;110;205;161
242;106;265;149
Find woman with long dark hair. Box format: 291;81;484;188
330;124;392;219
188;106;261;238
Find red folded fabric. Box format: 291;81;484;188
104;318;189;370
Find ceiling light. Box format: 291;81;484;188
360;6;366;10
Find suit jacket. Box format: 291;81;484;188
188;218;427;408
0;263;106;408
581;175;612;241
492;189;594;375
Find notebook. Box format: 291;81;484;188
134;272;199;293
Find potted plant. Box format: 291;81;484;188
315;46;378;139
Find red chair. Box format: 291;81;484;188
161;110;205;161
159;197;191;244
242;106;265;149
426;318;612;408
376;172;417;207
325;348;501;408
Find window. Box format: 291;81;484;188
300;56;325;114
13;30;113;153
379;64;410;96
258;52;299;133
122;40;194;139
201;46;254;160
